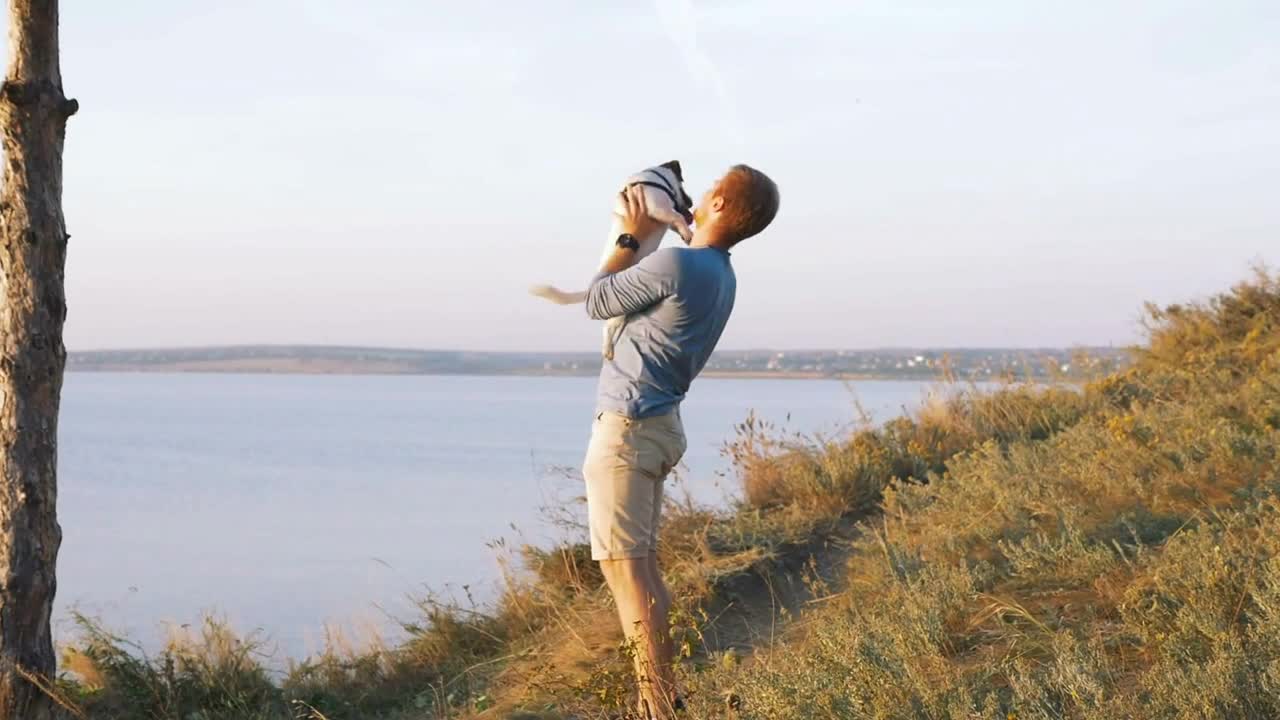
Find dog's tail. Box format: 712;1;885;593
528;284;588;305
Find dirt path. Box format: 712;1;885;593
476;514;867;719
696;515;864;659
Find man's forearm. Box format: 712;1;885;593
585;249;678;320
599;244;640;275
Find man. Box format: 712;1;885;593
582;164;780;718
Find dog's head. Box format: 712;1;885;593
658;160;695;224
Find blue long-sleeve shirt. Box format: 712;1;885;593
585;247;737;418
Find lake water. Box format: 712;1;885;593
54;372;935;660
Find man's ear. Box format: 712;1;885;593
660;160;683;181
711;194;725;212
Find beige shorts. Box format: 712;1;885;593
582;409;687;561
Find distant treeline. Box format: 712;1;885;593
67;345;1129;380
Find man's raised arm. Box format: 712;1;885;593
585;184;681;320
585;249;679;320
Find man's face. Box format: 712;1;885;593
692;179;722;228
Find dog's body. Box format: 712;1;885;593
530;161;694;359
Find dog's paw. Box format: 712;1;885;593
671;218;694;244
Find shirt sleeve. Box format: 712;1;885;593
584;249;681;320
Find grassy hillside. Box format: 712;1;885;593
682;271;1280;719
53;271;1280;719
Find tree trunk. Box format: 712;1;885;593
0;0;75;717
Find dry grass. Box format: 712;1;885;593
676;270;1280;719
56;270;1280;719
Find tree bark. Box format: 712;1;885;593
0;0;74;717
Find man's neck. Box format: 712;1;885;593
689;227;732;251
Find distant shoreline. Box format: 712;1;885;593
65;364;907;382
66;344;1125;382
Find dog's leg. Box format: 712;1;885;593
603;316;626;360
647;205;694;244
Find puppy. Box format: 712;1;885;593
529;160;695;359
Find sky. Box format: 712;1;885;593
3;0;1277;351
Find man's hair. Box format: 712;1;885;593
716;164;780;245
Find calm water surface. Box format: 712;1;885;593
55;372;935;658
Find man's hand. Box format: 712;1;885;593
598;186;664;275
618;185;660;238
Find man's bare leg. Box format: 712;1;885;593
645;551;681;715
647;551;673;612
599;557;676;718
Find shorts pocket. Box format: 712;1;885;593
584;418;637;477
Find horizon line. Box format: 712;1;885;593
68;342;1132;355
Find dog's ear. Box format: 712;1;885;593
660;160;683;181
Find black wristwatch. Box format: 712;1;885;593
615;233;640;252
